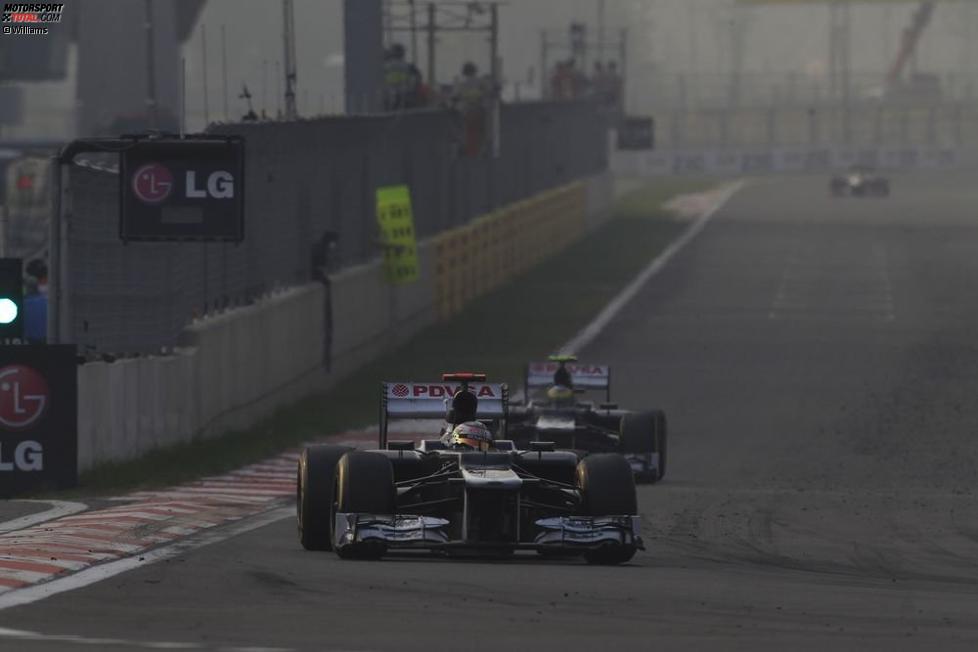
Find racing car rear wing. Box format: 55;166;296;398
524;362;611;401
380;381;508;448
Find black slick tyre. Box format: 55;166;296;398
297;445;352;551
333;451;396;560
576;453;638;565
620;411;667;484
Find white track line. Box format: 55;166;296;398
0;626;294;651
0;501;88;535
0;506;293;611
560;180;745;354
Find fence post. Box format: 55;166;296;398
48;157;64;344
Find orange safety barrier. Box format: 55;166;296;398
433;181;588;321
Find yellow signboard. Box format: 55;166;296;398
376;185;420;285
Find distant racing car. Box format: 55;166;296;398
830;167;890;197
297;373;643;564
506;356;668;484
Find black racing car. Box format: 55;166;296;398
506;356;667;484
296;373;643;564
830;167;890;197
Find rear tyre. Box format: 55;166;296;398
333;451;396;560
297;445;352;551
620;411;666;484
576;453;638;565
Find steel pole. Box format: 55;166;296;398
409;0;419;64
540;31;547;98
144;0;158;129
47;157;63;344
221;25;229;120
490;3;500;158
426;3;436;88
202;24;210;126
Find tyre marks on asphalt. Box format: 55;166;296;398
769;239;896;322
0;429;376;595
646;487;978;585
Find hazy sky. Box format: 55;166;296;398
10;0;978;137
180;0;978;122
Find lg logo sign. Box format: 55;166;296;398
132;162;235;204
120;138;244;242
0;365;46;472
0;365;48;429
132;163;173;203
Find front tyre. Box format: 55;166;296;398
576;453;638;565
297;445;352;551
333;451;396;560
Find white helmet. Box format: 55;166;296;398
449;421;494;451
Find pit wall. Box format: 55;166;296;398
76;172;614;473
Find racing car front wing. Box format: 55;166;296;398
333;513;643;553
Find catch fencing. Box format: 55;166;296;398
652;103;978;151
65;101;608;356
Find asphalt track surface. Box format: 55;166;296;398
5;172;978;651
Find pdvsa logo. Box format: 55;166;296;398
413;384;497;398
391;383;410;398
0;365;48;430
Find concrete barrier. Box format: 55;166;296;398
75;171;614;473
77;285;328;471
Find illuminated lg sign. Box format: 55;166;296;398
120;137;245;242
131;163;235;204
0;341;76;494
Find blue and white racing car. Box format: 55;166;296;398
297;373;642;564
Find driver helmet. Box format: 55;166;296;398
553;365;573;388
449;421;494;451
546;385;574;404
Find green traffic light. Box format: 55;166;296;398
0;298;19;325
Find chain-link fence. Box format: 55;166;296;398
65;101;609;356
652;103;978;151
635;72;978;113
